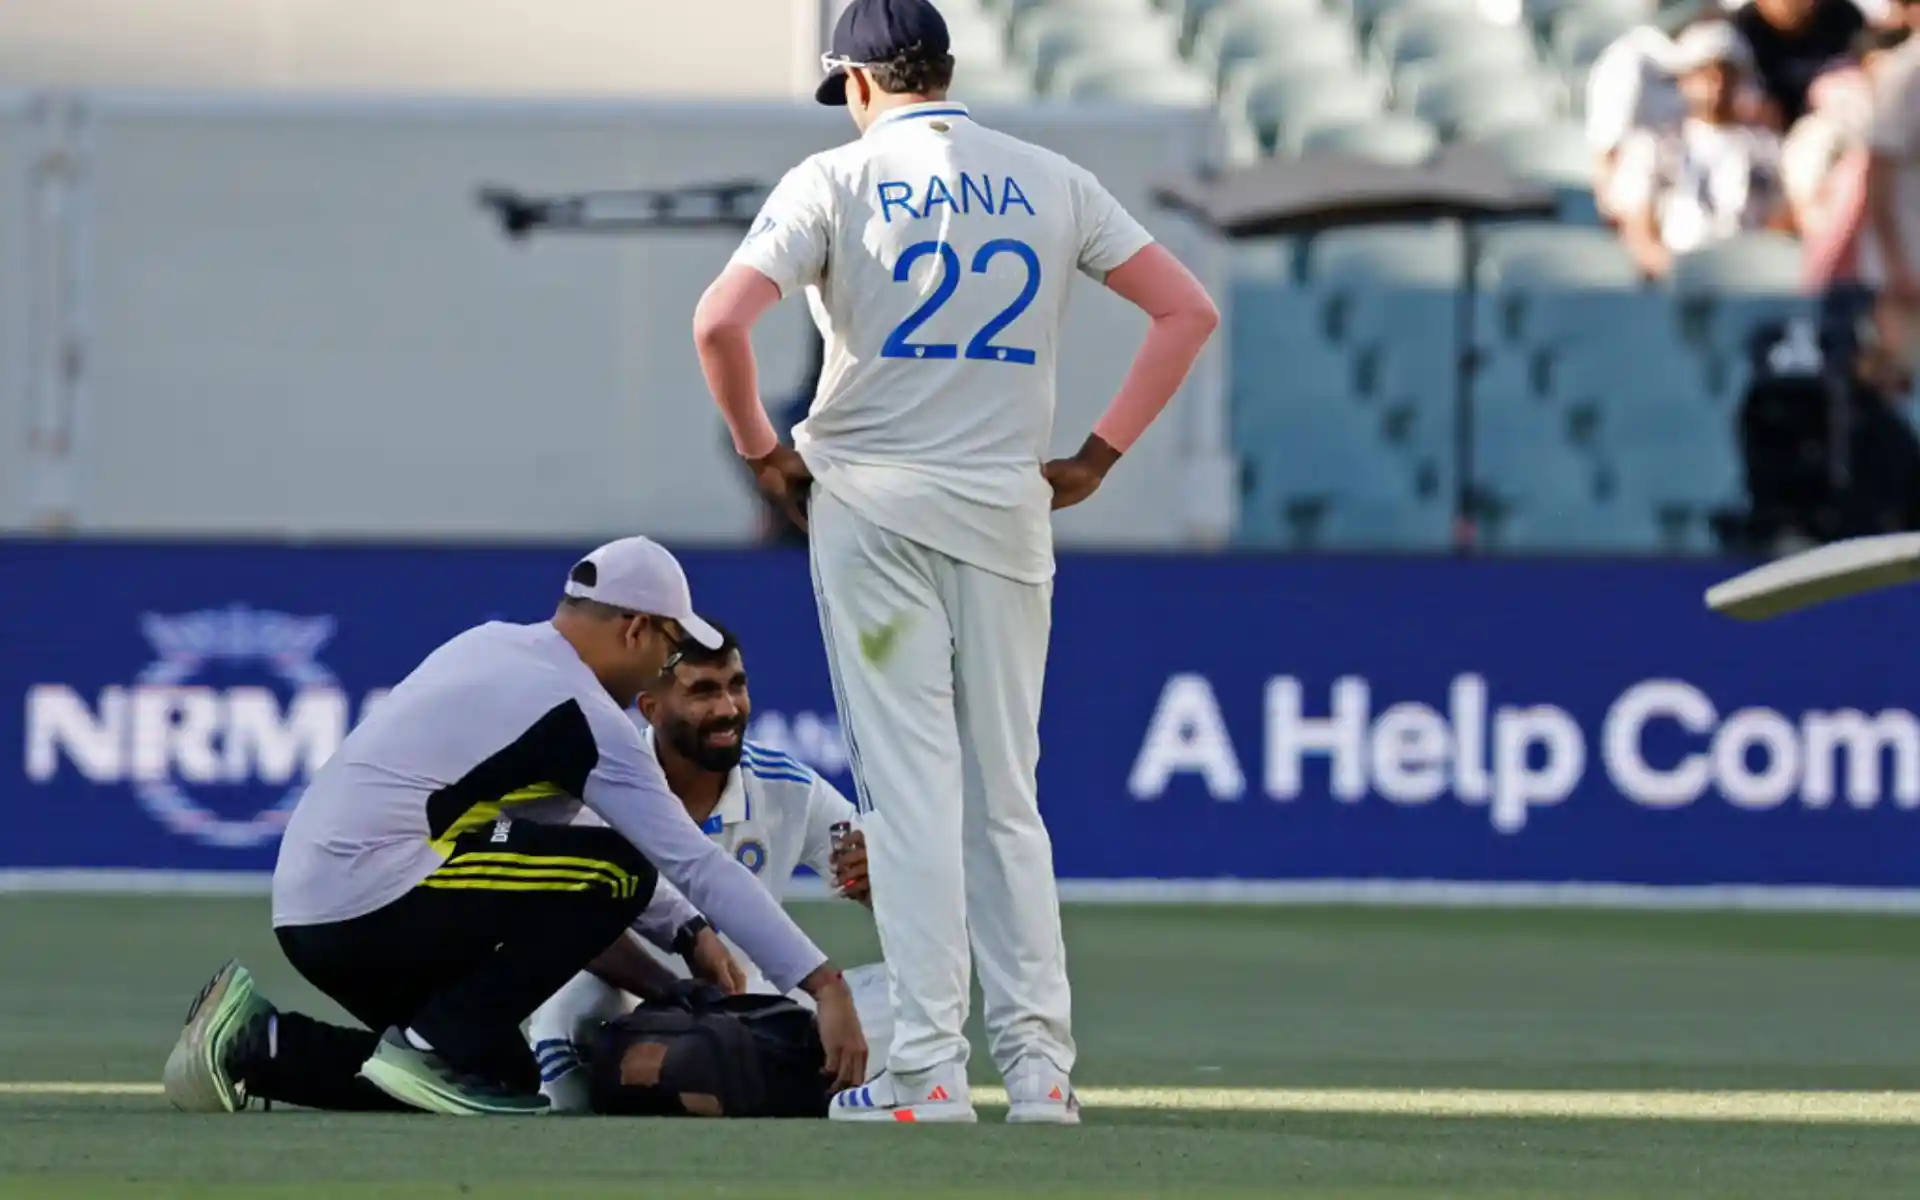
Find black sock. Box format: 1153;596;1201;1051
246;1011;412;1112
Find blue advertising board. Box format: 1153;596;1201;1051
4;540;1918;890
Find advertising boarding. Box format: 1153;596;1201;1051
4;542;1916;892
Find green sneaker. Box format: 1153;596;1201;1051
358;1027;549;1116
162;960;274;1113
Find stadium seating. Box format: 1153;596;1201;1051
917;0;1764;554
1238;65;1389;152
1299;115;1440;164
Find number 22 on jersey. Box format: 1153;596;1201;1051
881;238;1041;366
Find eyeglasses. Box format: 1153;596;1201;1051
820;53;877;75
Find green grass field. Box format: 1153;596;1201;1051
3;897;1920;1198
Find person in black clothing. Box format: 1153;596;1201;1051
1731;0;1874;125
1734;313;1920;553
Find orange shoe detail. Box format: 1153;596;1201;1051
893;1109;918;1122
1048;1085;1064;1102
927;1085;950;1102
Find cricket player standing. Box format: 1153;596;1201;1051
692;0;1219;1124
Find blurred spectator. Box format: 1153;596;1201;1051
1612;23;1790;277
1587;23;1687;219
1784;28;1908;305
1588;4;1772;221
1729;0;1887;126
1868;7;1920;368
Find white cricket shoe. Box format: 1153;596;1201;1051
828;1065;978;1123
1003;1055;1081;1125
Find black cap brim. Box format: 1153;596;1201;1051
816;67;849;106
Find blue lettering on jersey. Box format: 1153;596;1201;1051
999;176;1036;217
923;176;957;217
700;813;725;835
877;180;917;224
875;174;1035;222
959;173;996;214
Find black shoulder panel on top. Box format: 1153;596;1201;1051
424;699;602;841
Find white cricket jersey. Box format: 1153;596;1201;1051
731;101;1155;584
576;728;858;993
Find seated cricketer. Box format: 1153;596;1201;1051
526;619;892;1112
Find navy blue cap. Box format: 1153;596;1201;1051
816;0;952;106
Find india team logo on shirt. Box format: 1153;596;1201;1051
735;839;768;874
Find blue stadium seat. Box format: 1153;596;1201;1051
1478;223;1642;291
1297;114;1440;164
1228;238;1298;283
1493;500;1663;550
1230;284;1347;421
1317;491;1455;548
1006;0;1155;20
1475;225;1647;347
1604;419;1744;509
1471;123;1600;222
1519;289;1676;357
1605;427;1746;553
1473;349;1543;407
1180;0;1325;51
1531;0;1648;40
1308;222;1464;290
1669;232;1803;297
1238;405;1446;548
1698;293;1818;367
1366;293;1461;503
1014;11;1184;89
1551;9;1639;72
1201;12;1360;91
1471;402;1659;549
1344;0;1480;38
1550;325;1708;409
1239;64;1389;150
1054;59;1215;102
1405;70;1560;138
1374;14;1536;75
1470;123;1591;191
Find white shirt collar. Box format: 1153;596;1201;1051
867;101;972;137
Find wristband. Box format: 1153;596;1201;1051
672;915;711;960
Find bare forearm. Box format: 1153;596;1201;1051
695;327;778;459
631;879;699;952
797;962;850;1001
693;266;784;459
1092;309;1218;451
587;931;681;1004
1092;244;1220;452
1621;213;1671;279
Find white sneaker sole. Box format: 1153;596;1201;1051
828;1100;980;1123
1007;1101;1082;1125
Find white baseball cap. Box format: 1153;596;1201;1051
563;536;724;649
1669;22;1751;73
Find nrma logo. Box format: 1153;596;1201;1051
24;606;389;849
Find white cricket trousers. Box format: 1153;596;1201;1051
807;487;1074;1079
